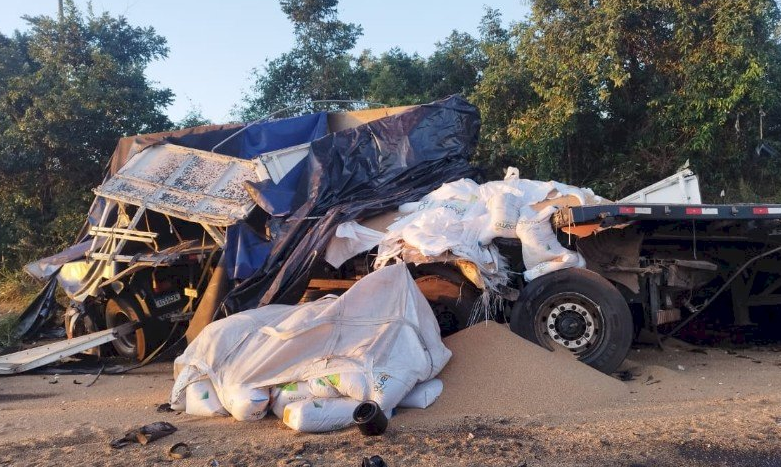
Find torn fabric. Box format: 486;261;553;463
324;221;385;268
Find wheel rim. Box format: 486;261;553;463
110;309;138;357
534;292;605;357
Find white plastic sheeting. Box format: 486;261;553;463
324;221;386;268
169;264;450;431
376;168;603;289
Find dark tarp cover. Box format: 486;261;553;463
248;156;307;217
14;277;59;340
223;95;481;313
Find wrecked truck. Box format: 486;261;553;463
13;97;478;366
5;96;781;376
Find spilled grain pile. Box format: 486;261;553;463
399;321;628;424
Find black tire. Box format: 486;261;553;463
104;295;167;361
415;275;480;336
510;268;632;374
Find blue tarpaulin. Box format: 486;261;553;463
224;224;273;281
225;112;329;280
239;112;328;159
227;96;481;309
246;157;307;217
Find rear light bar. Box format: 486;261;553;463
618;206;652;215
753;207;781;215
684;207;718;215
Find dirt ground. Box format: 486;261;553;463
1;336;780;467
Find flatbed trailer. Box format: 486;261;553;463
502;202;781;373
554;202;781;224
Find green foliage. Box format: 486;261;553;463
0;1;172;269
360;48;430;106
427;31;484;100
241;1;488;117
242;0;781;202
0;312;20;349
513;0;781;198
468;9;534;178
177;106;213;129
0;266;39;314
238;0;366;120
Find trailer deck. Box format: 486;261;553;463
554;203;781;227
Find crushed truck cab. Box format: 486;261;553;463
17;97;479;363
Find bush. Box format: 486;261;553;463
0;267;41;314
0;312;19;349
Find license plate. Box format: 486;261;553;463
154;292;181;308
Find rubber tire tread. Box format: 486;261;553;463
510;268;633;374
105;295;150;361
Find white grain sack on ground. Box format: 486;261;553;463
398;321;629;425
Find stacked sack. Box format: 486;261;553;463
172;372;443;433
377;167;606;288
169;265;449;433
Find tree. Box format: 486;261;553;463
468;8;535;178
515;0;781;199
238;0;366;121
0;1;172;267
427;30;484;101
361;31;485;108
177;106;213;129
361;48;429;106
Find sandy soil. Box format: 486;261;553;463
1;337;781;466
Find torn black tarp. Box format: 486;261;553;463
14;277;59;340
223;96;481;313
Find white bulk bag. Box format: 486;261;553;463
516;206;586;281
479;192;523;245
170;264;450;427
329;372;371;401
369;371;411;411
185;379;228;417
282;398;360;433
398;378;443;409
270;381;312;418
308;377;341;398
222;386;270;422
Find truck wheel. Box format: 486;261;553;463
415;275;479;336
510;268;632;374
105;296;152;361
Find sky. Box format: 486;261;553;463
0;1;531;123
